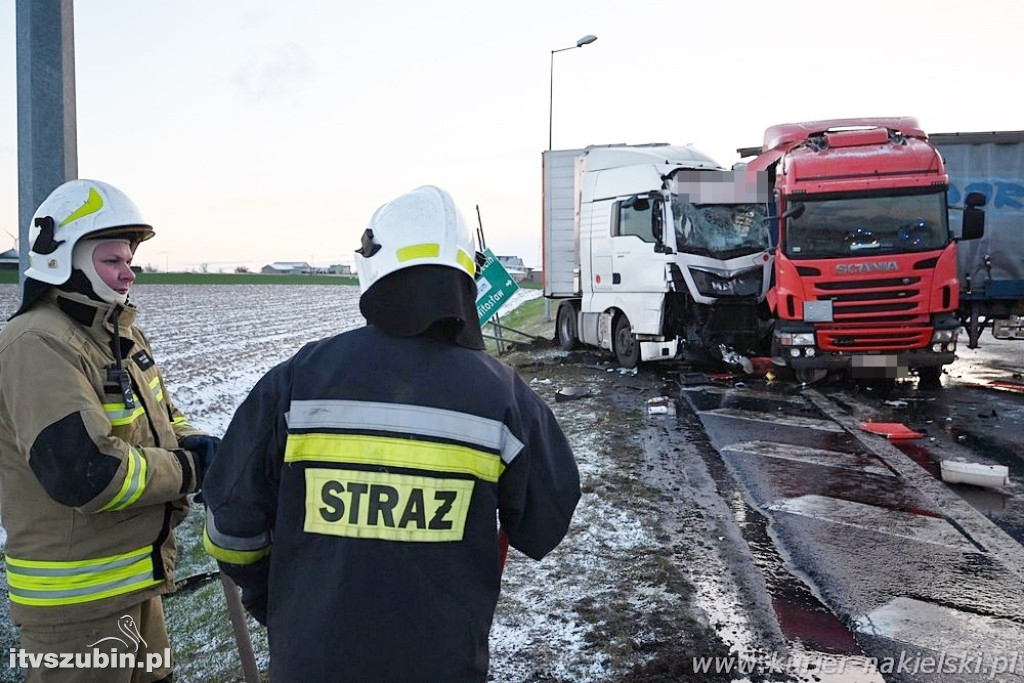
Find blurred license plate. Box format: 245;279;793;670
851;354;907;378
852;355;896;368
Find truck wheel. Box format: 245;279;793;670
613;314;641;368
556;304;579;351
917;366;942;390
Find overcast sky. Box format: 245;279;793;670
2;0;1022;272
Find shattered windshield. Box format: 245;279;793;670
673;201;770;259
784;189;949;259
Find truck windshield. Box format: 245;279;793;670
673;202;770;259
784;189;949;259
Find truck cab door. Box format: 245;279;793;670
610;194;670;293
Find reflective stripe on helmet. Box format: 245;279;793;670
59;187;104;227
5;545;161;606
396;243;440;262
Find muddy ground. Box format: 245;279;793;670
492;335;787;683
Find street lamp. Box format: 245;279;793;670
548;34;597;150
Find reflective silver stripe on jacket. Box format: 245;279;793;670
205;508;271;551
5;546;158;606
286;399;525;464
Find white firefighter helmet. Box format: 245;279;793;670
355;185;477;294
25;179;154;286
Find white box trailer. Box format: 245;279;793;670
543;143;774;368
930;131;1024;346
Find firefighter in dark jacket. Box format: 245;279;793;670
202;184;581;682
0;179;220;681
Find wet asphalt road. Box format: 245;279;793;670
672;337;1023;682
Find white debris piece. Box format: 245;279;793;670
940;460;1010;489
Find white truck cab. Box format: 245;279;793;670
544;143;774;367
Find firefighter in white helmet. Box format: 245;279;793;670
0;179;219;682
203;185;581;681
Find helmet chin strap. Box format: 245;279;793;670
71;239;131;306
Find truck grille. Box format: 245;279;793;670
818;326;932;351
814;276;926;320
810;275;934;351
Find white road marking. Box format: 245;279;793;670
700;407;846;432
855;596;1024;667
725;440;895;476
768;495;975;550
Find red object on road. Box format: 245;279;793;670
859;422;924;440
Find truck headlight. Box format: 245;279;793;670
775;331;815;346
931;329;957;343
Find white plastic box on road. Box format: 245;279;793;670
940;460;1010;488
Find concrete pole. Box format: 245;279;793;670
16;0;78;289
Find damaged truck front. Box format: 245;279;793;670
543;143;774;368
746;118;985;387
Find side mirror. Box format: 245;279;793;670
961;207;985;240
964;191;986;208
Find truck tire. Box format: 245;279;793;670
556;303;579;351
613;314;641;368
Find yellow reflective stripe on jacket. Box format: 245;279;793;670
284;433;504;483
202;528;271;565
203;509;271;565
171;416;189;427
5;546;160;607
288;399;524;465
103;394;145;426
149;376;164;402
97;446;147;512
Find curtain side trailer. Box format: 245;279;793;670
930;130;1024;346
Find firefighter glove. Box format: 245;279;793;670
180;434;221;490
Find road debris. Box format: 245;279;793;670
645;396;676;416
555;386;592;402
859;421;924;440
940;460;1010;488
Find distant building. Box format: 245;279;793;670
496;255;532;283
261;261;313;275
0;249;18;271
261;261;354;276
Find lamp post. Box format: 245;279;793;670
548;34;597;151
545;34;596;322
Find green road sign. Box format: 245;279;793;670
475;248;519;325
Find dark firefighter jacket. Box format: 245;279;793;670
0;290;207;626
203;324;581;682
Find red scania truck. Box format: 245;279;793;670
745;117;985;386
